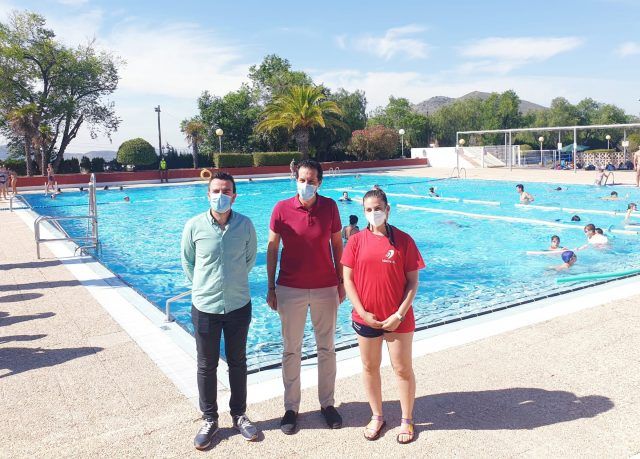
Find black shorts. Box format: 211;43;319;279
352;321;386;338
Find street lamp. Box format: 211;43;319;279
605;134;611;150
398;129;405;157
215;128;224;154
457;138;465;177
538;136;544;166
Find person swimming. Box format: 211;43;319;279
339;191;352;202
554;250;577;271
549;235;567;251
601;191;618;201
625;203;637;224
428;187;439;197
516;184;534;204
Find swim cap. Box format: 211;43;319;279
561;251;575;263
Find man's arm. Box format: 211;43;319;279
330;231;345;302
266;230;281;310
246;220;257;271
180;222;195;282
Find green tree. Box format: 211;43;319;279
348;125;399;161
368;96;430;151
117;138;157;167
256;85;344;159
180;118;206;168
0;11;120;175
6;103;38;175
248;54;312;104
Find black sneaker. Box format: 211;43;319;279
233;414;259;441
194;418;218;450
321;406;342;429
280;410;298;435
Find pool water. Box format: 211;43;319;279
24;174;640;370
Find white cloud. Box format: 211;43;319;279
459;37;584;74
338;24;430;60
616;41;640;56
57;0;89;6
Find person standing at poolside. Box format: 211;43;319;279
516;184;534;204
0;164;8;200
266;159;345;434
289;158;296;179
45;164;57;196
634;148;640;187
181;171;259;450
9;167;17;195
341;188;425;444
159;157;168;183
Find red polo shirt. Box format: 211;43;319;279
341;227;425;333
270;194;342;289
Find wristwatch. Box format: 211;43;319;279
395;311;404;322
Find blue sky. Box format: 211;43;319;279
2;0;640;153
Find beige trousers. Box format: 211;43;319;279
276;285;339;412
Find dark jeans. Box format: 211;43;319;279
192;302;252;420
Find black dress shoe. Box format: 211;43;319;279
280;410;298;435
321;406;342;429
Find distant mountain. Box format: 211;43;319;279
65;150;117;161
412;91;547;115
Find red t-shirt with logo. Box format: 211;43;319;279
270;194;342;289
341;227;425;333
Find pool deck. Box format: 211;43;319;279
2;167;640;457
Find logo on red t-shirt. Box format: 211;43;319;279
382;249;396;264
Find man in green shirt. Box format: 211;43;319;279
181;171;258;450
159;157;168;183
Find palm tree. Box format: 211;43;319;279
256;85;344;159
7;104;39;176
180;119;206;168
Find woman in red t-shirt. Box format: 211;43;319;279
341;189;425;444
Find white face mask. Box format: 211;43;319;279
297;182;317;201
366;210;387;228
209;192;232;213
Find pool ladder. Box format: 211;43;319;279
328;167;340;176
450;167;467;179
34;173;99;259
164;290;191;322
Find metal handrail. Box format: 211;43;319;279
604;171;615;186
165;290;191;322
335;167;340;175
9;194;30;211
460;167;467;179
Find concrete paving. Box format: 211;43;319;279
2;167;640;457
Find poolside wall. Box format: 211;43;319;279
14;158;428;190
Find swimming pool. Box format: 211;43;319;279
23;174;640;370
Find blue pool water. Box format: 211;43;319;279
24;174;640;370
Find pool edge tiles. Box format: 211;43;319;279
13;204;640;414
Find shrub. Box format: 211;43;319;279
518;144;533;151
3;159;26;175
80;156;91;171
90;157;105;172
117;138;158;166
348;126;399;161
105;158;121;172
58;157;80;174
584;149;615;154
253;152;302;167
214;153;253;168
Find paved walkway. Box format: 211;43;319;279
2;169;640;456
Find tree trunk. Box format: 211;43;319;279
23;136;33;176
193;142;199;169
294;128;310;159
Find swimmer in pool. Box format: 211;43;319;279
601;191;619;201
549;235;568;251
625;203;637;224
428;187;439;197
576;223;609;251
553;250;577;271
339;191;352;202
442;220;469;228
124;196;130;202
516;184;534;204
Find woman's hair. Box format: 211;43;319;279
349;214;358;225
362;189;395;246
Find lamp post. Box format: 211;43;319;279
215;128;224;154
538;136;544;166
398;129;405;157
606;134;611;150
457;138;465;177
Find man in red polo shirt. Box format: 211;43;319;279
266;159;345;435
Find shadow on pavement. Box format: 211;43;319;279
0;311;55;327
1;259;88;270
0;345;103;378
0;334;47;344
0;293;44;303
0;278;119;292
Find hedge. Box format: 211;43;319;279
518;144;533;152
584;149;616;154
117;138;158;166
253;152;302;167
214;153;253;168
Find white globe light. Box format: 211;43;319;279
458;138;465;146
398;129;405;135
538;136;544;142
215;128;224;136
605;134;611;140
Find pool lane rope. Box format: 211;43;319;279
556;268;640;283
397;204;640;235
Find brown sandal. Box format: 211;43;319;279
397;418;414;444
364;415;385;441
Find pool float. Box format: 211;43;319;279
556;268;640;283
200;168;212;180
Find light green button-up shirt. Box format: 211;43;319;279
181;210;257;314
